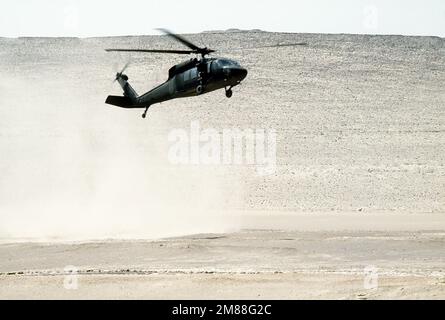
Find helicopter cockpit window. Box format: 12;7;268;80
218;60;231;67
218;59;240;67
183;68;197;82
184;70;191;81
190;68;198;79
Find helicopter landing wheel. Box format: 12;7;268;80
142;106;149;119
196;85;204;95
225;88;233;98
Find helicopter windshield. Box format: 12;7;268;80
218;59;240;67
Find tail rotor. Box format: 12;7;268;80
114;61;131;82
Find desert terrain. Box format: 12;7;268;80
0;31;444;299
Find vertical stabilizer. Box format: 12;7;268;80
116;73;138;103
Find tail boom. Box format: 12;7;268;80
106;73;144;108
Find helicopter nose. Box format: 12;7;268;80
230;67;248;81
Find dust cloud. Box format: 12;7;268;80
0;37;243;241
1;32;444;241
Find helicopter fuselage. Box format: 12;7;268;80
105;29;249;118
106;57;247;111
136;57;247;106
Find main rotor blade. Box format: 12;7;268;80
106;29;216;56
156;28;201;51
234;43;308;51
105;49;195;54
120;61;131;73
218;42;308;54
258;42;308;48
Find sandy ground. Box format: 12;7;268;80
1;213;444;299
2;273;443;300
0;31;444;299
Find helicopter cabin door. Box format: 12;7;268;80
181;67;198;92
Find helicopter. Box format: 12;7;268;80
105;28;248;118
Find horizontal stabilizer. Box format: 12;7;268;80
105;96;143;109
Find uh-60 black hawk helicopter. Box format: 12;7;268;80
105;29;248;118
